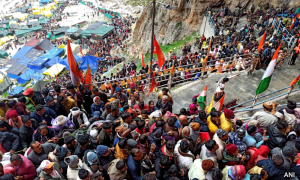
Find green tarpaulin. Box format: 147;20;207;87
15;26;42;37
0;50;8;59
79;25;114;37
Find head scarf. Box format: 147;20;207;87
93;96;100;105
248;145;269;164
8;110;18;119
87;152;98;165
202;159;214;170
248;120;258;127
189;104;198;114
71;107;81;116
247;166;262;175
228;165;246;180
64;155;79;167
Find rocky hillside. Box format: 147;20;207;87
132;0;300;53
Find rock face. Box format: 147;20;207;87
132;0;300;53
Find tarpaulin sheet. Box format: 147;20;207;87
40;47;64;59
17;56;32;66
12;46;34;59
7;64;27;78
66;27;78;34
58;58;69;70
25;38;41;46
8;86;25;95
46;56;63;66
7;58;20;65
31;68;47;82
27;21;40;26
86;21;104;30
35;39;55;51
0;31;7;38
43;63;65;77
0;50;8;59
52;27;69;35
2;20;10;24
79;25;114;37
79;55;99;71
27;57;49;70
9;24;19;30
32;80;48;91
17;68;35;84
25;48;45;59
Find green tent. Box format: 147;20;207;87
0;50;8;59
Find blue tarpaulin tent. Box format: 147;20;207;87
58;58;70;70
8;86;25;95
40;47;64;59
17;69;35;84
27;57;49;70
12;46;34;59
79;55;99;71
47;56;63;67
31;68;47;82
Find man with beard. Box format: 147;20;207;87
64;135;76;154
97;122;114;147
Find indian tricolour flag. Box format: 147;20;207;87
197;85;207;110
256;41;282;95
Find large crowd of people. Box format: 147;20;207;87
1;77;300;180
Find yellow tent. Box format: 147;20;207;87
44;11;52;18
58;44;65;48
43;64;66;77
54;0;58;4
9;21;18;25
64;43;80;55
33;10;41;15
33;6;39;10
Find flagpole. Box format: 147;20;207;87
251;95;258;108
149;0;156;86
286;86;293;99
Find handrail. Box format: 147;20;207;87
228;84;297;110
239;89;300;111
234;103;300;113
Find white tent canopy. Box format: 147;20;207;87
43;63;66;77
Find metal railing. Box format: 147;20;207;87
272;18;294;48
205;9;217;35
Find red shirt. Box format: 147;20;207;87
133;104;149;113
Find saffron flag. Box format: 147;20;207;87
207;94;225;113
80;46;84;57
208;38;212;53
153;35;165;69
257;31;266;51
67;39;83;86
84;65;92;90
290;74;300;88
290;12;300;30
256;41;282;95
147;73;157;95
197;85;207;110
141;53;146;68
170;61;175;74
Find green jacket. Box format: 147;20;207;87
39;162;66;180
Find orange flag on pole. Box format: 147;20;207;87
257;31;266;51
208;38;212;53
147;73;157;95
170;61;175;74
290;13;300;30
153;35;165;69
141;53;146;68
84;65;92;90
290;74;300;87
67;39;84;86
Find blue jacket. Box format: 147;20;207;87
91;102;104;114
127;154;143;180
33;125;56;143
257;158;288;180
0;131;19;151
30;107;57;127
243;132;264;148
